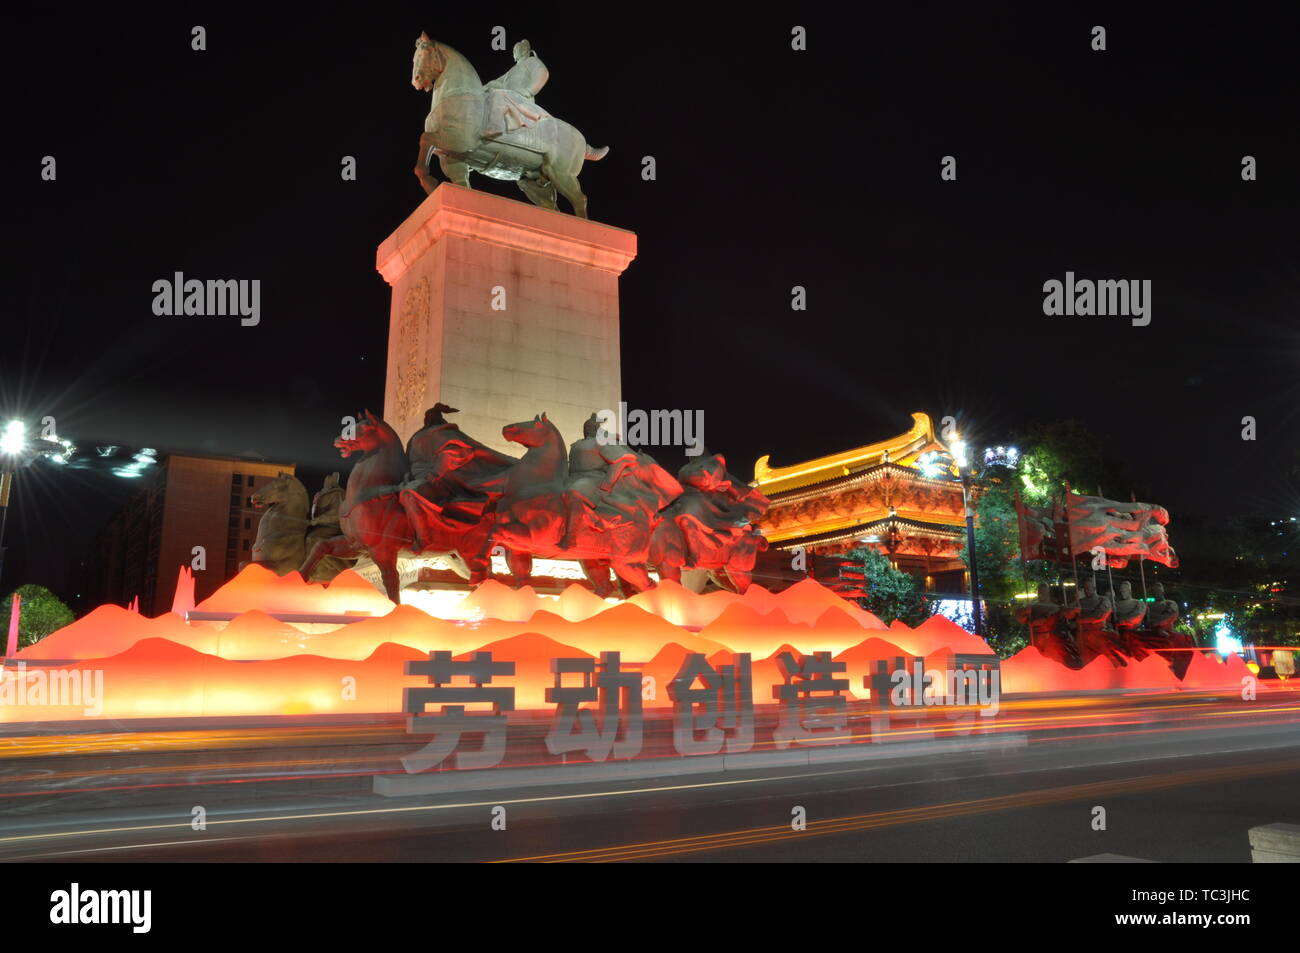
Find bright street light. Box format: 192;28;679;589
1;421;26;457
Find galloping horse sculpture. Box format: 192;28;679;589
410;33;607;218
487;414;682;596
248;473;312;576
299;411;501;601
247;472;357;583
650;453;770;593
305;407;770;601
300;413;413;601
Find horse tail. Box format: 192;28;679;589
584;144;609;161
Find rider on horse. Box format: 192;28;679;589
399;403;517;549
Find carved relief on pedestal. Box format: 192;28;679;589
393;278;430;437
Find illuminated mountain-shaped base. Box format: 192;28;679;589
0;565;1270;722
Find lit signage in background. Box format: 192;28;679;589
1214;623;1244;657
930;598;983;633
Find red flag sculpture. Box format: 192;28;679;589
1063;490;1178;568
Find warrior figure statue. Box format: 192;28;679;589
398;403;519;580
649;451;770;593
1144;581;1194;677
1110;581;1149;660
1073;576;1128;667
304;472;357;582
560;413;680;551
1017;583;1081;669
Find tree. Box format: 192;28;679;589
0;584;74;651
960;479;1023;605
845;547;930;627
1016;420;1116;506
958;477;1047;657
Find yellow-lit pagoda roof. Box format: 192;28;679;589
754;412;946;495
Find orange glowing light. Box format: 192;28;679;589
5;563;1270;724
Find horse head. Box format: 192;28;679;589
412;32;442;92
251;472;307;512
335;410;387;458
503;412;559;449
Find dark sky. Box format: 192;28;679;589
4;5;1300;595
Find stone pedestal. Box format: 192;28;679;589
377;183;636;454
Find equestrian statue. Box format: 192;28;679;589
410;33;608;218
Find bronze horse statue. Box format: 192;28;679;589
649;453;770;593
303;409;771;601
486;414;680;596
410;34;607;218
299;411;495;602
247;472;356;583
248;473;311;575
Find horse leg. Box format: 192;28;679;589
544;167;588;219
517;175;558;210
507;550;533;588
458;516;497;585
300;535;357;581
581;559;614;598
414;133;439;194
463;552;491;585
611;562;652;595
372;548;404;604
724;566;753;594
438;154;472;189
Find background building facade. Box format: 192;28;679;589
85;454;296;616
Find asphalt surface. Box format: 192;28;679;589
2;690;1298;862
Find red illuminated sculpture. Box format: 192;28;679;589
297;407;771;601
299;411;500;600
650;451;770;593
488;414;681;596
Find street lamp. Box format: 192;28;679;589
936;433;1021;639
0;420;28;589
945;434;985;637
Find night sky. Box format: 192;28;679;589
4;6;1300;597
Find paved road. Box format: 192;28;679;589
3;692;1298;862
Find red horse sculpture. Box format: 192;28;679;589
299;411;496;602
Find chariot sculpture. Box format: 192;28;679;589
289;406;769;603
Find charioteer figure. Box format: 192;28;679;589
560;413;679;551
309;472;345;533
648;451;770;592
399;403;517;549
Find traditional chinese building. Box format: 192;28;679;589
752;413;970;593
